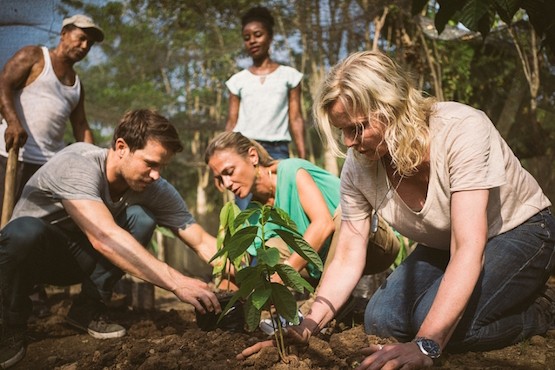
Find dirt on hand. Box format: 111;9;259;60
13;283;555;370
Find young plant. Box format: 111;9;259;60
211;201;247;291
210;201;323;361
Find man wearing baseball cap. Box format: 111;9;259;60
0;13;104;211
0;14;104;368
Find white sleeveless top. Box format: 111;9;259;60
0;46;81;164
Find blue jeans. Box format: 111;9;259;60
235;140;290;210
258;141;290;160
364;208;555;352
0;205;156;327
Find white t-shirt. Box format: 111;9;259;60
340;102;551;250
226;65;303;142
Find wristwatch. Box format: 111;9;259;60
413;337;442;359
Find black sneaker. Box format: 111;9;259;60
66;303;126;339
0;328;25;369
535;285;555;329
29;285;51;319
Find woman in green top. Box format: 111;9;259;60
205;131;399;283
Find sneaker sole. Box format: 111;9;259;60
1;345;25;369
87;328;126;339
66;317;126;339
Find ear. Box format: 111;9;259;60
115;138;128;157
247;146;259;166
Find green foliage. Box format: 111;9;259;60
148;226;175;255
210;201;322;361
412;0;555;54
211;201;245;288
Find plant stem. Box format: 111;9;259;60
273;305;288;362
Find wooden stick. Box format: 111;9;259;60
1;147;19;227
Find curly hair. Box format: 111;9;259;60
241;6;274;38
313;50;436;176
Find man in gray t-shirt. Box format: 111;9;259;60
0;109;221;367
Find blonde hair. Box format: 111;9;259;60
313;50;435;176
204;131;276;167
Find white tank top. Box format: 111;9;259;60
0;46;81;164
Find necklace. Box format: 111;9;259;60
371;160;403;233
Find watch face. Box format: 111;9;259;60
416;338;441;359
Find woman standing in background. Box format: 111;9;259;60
225;6;306;163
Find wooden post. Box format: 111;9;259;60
1;147;19;228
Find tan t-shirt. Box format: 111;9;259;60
340;101;551;250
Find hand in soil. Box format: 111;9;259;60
172;278;221;314
236;324;311;360
356;342;433;369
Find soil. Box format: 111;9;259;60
13;279;555;370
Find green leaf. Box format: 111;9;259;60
217;294;242;324
219;201;234;230
211;250;228;276
233;204;262;229
245;295;262;331
235;266;259;286
273;229;324;271
225;226;258;260
493;0;520;24
257;247;281;267
251;287;272;310
227;203;242;234
271;283;299;324
458;0;495;37
435;0;467;34
275;264;314;294
155;226;175;238
269;208;299;233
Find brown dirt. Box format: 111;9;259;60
12;282;555;370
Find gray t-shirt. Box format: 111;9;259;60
12;142;195;231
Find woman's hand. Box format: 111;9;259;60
236;321;313;360
356;342;433;370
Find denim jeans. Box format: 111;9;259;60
0;205;156;327
234;140;290;210
364;208;555;352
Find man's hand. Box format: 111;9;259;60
356;342;433;370
4;123;27;150
172;276;221;314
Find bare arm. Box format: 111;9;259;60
281;169;335;273
176;223;219;266
288;84;306;159
62;199;220;313
225;93;240;131
354;189;490;369
0;46;44;150
69;84;94;144
302;218;369;332
416;189;489;347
